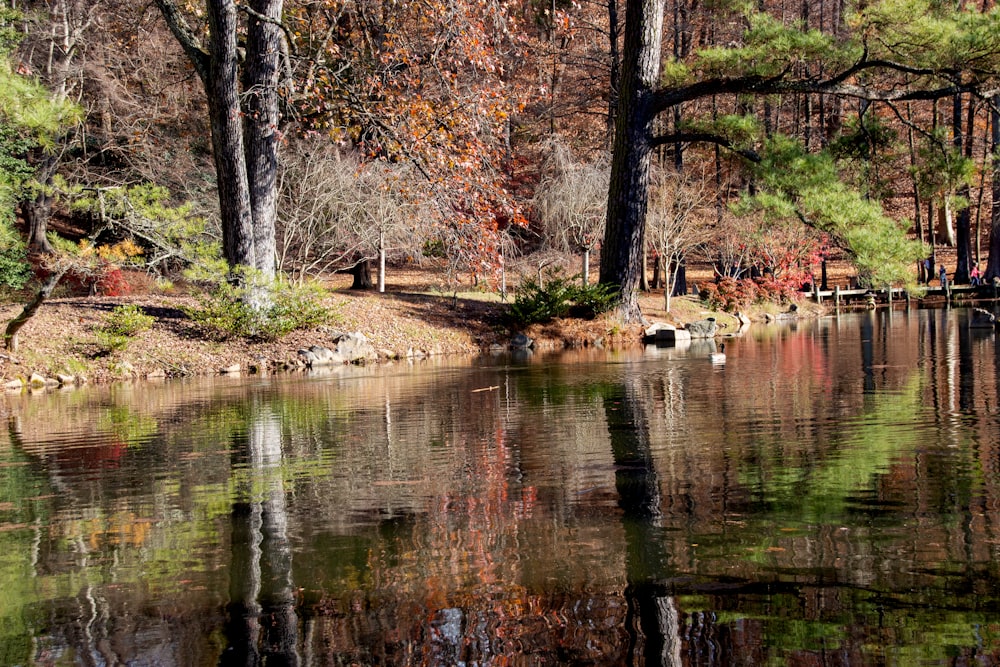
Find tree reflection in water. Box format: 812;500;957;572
222;402;300;666
603;374;683;666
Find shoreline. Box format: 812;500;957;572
0;288;825;389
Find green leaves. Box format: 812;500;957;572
694;11;849;79
739;135;926;288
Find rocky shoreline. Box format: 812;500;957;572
0;288;820;389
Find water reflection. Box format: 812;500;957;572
1;308;999;664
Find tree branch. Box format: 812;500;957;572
153;0;211;84
650;131;762;163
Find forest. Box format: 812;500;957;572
3;0;1000;328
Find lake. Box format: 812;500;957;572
1;307;999;665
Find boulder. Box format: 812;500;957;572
298;345;343;367
684;318;718;339
510;333;533;350
644;322;691;344
332;332;377;363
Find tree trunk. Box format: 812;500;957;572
607;0;621;143
600;0;665;323
953;93;972;284
378;244;386;293
243;0;283;278
4;268;66;352
350;259;373;290
157;0;270;277
24;193;55;254
987;96;1000;282
672;259;686;295
208;0;256;271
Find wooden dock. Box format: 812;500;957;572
806;282;1000;307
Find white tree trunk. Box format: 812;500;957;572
378;245;386;293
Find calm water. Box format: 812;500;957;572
1;307;999;665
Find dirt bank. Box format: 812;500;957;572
0;269;821;386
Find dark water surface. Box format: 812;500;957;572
2;308;1000;665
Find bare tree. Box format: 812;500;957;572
349;161;420;293
533;139;609;286
646;168;709;312
275;143;362;283
276;141;422;291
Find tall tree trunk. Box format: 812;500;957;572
243;0;284;278
350;259;373;289
600;0;665;323
607;0;621;143
987;96;1000;282
23;153;57;254
906;102;926;281
4;268;67;352
953;93;971;284
208;0;256;270
157;0;273;277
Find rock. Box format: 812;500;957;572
28;373;46;387
220;364;241;374
146;369;166;379
332;332;378;363
644;322;691;344
56;374;76;385
510;333;533;349
4;378;23;391
685;318;718;339
644;321;676;338
249;357;270;374
114;361;135;377
297;348;318;365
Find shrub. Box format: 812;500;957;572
700;277;757;312
94;304;154;353
184;276;334;341
508;270;577;325
508;269;618;326
569;281;618;319
700;276;804;312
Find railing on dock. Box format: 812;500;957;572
807;282;1000;307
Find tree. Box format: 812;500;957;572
0;5;80;285
601;0;1000;321
646;167;708;311
599;0;665;322
532;139;609;286
154;0;284;279
988;97;1000;282
287;0;531;277
14;0;98;254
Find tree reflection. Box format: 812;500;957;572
602;375;682;666
222;401;300;666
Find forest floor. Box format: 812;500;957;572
0;259;860;386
